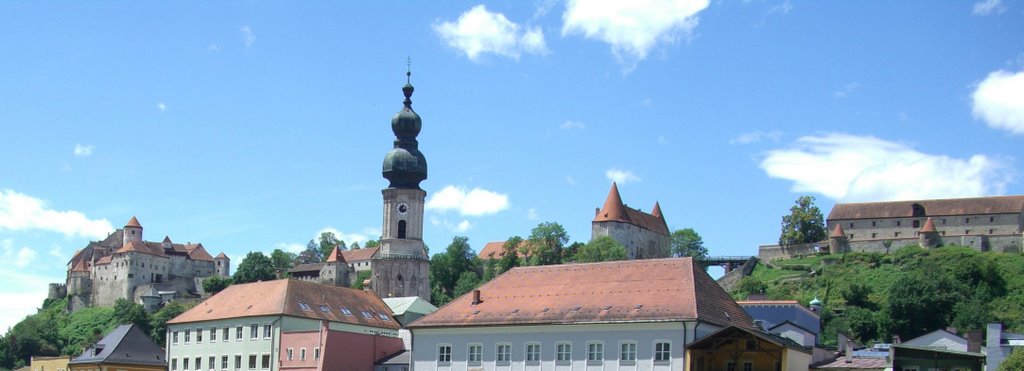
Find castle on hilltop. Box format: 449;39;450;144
759;195;1024;261
49;216;230;312
592;182;671;259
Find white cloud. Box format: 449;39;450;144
527;208;539;221
832;82;860;98
972;69;1024;135
561;120;585;130
73;144;94;157
241;26;256;47
0;189;113;239
434;5;549;62
605;169;641;184
156;102;167;112
730;130;783;145
456;220;472;232
315;227;380;246
426;185;510;216
275;242;306;254
0;266;51;332
566;175;576;185
561;0;709;68
973;0;1005;15
15;247;36;268
760;133;1009;202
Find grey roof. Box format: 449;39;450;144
376;350;411;365
288;263;325;273
383;296;437;316
742;304;821;335
69;324;165;366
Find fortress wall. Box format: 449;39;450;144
592;222;670;259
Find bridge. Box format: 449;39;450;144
699;256;756;272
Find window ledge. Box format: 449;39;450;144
525;361;540;366
496;361;511;366
620;361;636;366
586;361;604;366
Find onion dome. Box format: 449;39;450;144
809;297;822;306
382;69;428;189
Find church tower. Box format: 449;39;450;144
373;69;431;301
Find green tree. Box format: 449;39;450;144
149;302;189;345
350;242;360;250
453;271;482;298
112;299;150;334
671;228;709;261
233;251;276;284
842;283;877;310
351;271;372;290
269;249;296;276
296;239;321;264
574;236;628;263
498;236;523;274
997;347;1024;371
318;232;345;261
364;239;380;248
779;195;827;245
202;276;233;295
527;222;569;266
428;236;480;306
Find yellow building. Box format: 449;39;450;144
31;356;70;371
686;325;812;371
67;324;165;371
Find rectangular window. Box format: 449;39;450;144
261;355;270;369
897;221;901;226
248;355;257;370
746;340;757;350
655;342;671;362
236;327;243;341
196;328;203;343
210;327;217;342
250;324;259;339
966;218;970;223
990;216;995;222
221;355;228;370
556;343;571;362
726;361;736;371
871;232;877;239
183;358;190;370
300;348;306;361
287;349;293;361
235;355;242;370
468;345;482;363
895;231;901;237
587;343;603;362
172;359;178;371
263;324;271;339
619;342;636;362
209;356;215;371
497;344;511;363
195;357;201;370
990;229;995;234
438;345;452;363
185;329;191;343
872;221;876;227
743;361;753;371
172;331;179;344
314;348;320;361
526;343;541;362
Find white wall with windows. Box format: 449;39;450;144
411;321;718;371
167;316;280;371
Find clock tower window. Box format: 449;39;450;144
398;220;407;239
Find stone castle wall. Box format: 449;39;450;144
827;213;1022;242
759;234;1023;261
592;221;670;260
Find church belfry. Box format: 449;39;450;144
373;69;431;301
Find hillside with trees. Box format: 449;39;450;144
732;245;1024;346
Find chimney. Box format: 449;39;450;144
892;335;901;345
845;339;855;363
752;320;764;331
595;207;600;217
837;333;849;353
966;331;983;353
471;289;482;305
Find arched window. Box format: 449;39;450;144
398;220;407;239
911;203;926;217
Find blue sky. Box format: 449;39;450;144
1;1;1023;330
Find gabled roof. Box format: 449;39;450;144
592;183;669;235
167;279;400;330
739;300;820;335
341;246;379;262
409;258;752;329
115;241;166;258
68;324;165;366
686;325;811;354
325;246;347;263
215;252;228;259
71;259;89;272
383;296;438;316
185;243;214;262
827;195;1024;220
478;240;527;260
288;263;325;273
812;356;888;369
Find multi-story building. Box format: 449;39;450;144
165;279;403;371
408;258;755;371
50;216;230;312
592;183;670;259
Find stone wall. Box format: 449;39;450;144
759;234;1023;261
371;257;430;300
758;242;822;262
592;221;670;259
827;213;1022;243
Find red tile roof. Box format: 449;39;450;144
920;217;937;232
341;246;379;262
71;259;89;272
185;243;214;262
168;279;399;329
215;252;228;259
830;224;845;238
827;195;1024;220
409;258;753;329
478;240;527;260
812;357;888;369
326;246;347;263
592;183;669;235
95;255;112;265
115;240;166;258
125;216;142;228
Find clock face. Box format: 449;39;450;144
397;202;409;215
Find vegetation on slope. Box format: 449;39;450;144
732;245;1024;346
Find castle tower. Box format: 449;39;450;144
373;69;431;301
214;252;231;277
122;216;143;246
320;246;350;286
591;183;670;259
828;224;849;254
918;217;941;248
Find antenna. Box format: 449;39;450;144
406;57;412;83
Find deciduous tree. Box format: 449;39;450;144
527;222;569;266
779;196;827;245
202;276;233;295
573;236;627;263
233;251;276;284
671;228;709;261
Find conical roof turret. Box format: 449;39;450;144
593;182;629;223
651;201;663;218
125;216;142;228
326;246;347;263
920;217;937;233
829;224;846;238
